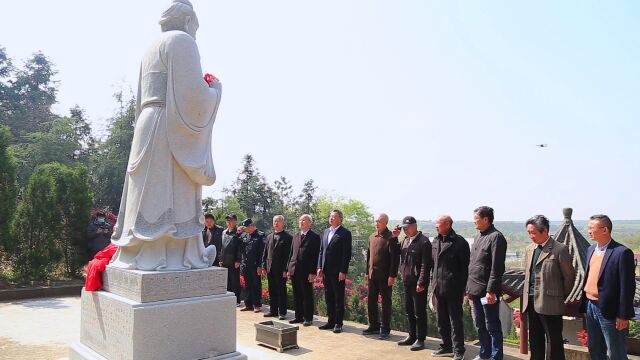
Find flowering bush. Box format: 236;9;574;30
577;329;588;347
513;309;521;328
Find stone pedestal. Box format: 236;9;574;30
69;266;246;360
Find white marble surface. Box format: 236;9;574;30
72;289;240;360
109;0;222;271
101;266;227;302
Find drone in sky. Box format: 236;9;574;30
536;144;548;148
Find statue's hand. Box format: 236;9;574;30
210;79;221;92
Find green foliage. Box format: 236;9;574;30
0;125;17;251
9;165;64;280
316;195;374;275
0;50;57;142
90;92;135;210
630;320;640;338
11;109;95;185
8;163;91;280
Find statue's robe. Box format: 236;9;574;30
110;30;221;270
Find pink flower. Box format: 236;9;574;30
204;72;219;85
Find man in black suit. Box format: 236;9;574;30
431;215;470;360
287;214;321;326
202;213;224;265
581;214;636;360
260;215;293;320
317;209;353;333
397;215;433;351
220;214;242;306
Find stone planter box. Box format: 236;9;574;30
628;337;640;355
255;320;299;353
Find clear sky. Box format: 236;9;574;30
1;0;638;222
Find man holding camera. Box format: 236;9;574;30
86;211;113;260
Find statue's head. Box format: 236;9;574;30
159;0;199;39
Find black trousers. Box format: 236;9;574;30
292;271;314;321
226;266;241;304
242;267;262;307
435;294;466;354
325;273;346;326
367;278;393;331
267;271;288;316
404;281;427;340
528;300;565;360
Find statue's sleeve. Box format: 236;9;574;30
163;32;221;186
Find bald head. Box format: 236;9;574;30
375;213;389;232
435;214;453;236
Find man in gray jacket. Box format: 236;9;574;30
522;215;576;360
467;206;507;360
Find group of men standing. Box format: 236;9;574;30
202;207;636;360
201;210;350;330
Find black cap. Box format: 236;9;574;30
225;214;238;220
241;218;253;227
401;216;417;228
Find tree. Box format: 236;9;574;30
298;179;318;217
273;176;299;230
1;51;57;142
90;91;135;211
0;125;17;251
0;47;15;122
12;108;94;185
8;163;91;280
316;195;374;275
230;154;279;230
9;164;64;280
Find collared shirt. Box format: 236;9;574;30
328;225;342;244
528;239;549;295
406;233;418;246
300;230;309;237
595;239;611;255
539;237;550;249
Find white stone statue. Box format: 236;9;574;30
110;0;220;271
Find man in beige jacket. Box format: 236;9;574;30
522;215;576;360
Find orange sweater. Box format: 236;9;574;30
584;251;605;301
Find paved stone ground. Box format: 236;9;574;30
0;296;600;360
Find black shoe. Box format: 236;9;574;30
318;323;335;330
453;353;465;360
289;318;304;324
398;336;416;346
333;325;343;333
378;330;391;340
410;340;425;351
432;348;454;357
362;327;380;335
263;313;277;318
303;321;313;327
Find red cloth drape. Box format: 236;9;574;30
85;243;118;291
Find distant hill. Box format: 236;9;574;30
391;219;640;253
